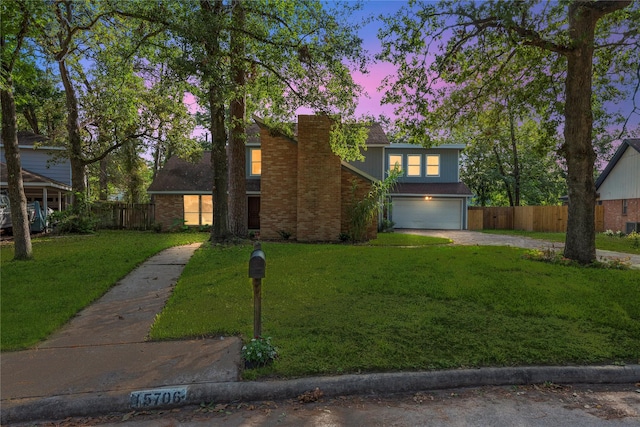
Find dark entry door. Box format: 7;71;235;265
248;196;260;229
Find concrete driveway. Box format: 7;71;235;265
397;229;640;269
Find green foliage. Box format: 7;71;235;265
49;193;98;234
242;336;278;368
277;230;292;240
523;248;631;270
0;231;209;350
347;168;400;242
150;242;640;378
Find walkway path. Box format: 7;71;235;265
1;243;242;424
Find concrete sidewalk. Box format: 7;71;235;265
1;243;242;424
2;238;639;425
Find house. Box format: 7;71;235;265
148;115;472;240
0;131;72;213
385;143;472;230
595;138;640;233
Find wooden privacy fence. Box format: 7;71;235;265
92;202;155;230
468;205;604;233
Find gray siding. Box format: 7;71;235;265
1;149;71;186
347;146;384;180
385;147;460;183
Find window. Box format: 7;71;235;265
407;155;421;177
622;199;628;215
426;154;440;176
389;154;403;174
184;195;213;226
250;148;261;176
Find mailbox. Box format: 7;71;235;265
249;244;266;278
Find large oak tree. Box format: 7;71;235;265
379;0;640;263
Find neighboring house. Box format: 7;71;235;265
148;114;472;240
0;131;72;213
595;138;640;233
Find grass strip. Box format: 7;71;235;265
481;230;640;255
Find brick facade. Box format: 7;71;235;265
259;128;299;240
154;194;183;230
602;198;640;232
296;115;342;241
152;115;378;241
259;115;377;242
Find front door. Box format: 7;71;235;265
248;196;260;229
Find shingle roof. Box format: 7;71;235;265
0;131;49;146
391;182;473;196
0;162;71;190
147;153;262;193
595;139;640;189
147;152;213;193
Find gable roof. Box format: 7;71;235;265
595;139;640;190
147;152;261;194
147;153;213;194
0;131;66;150
0;162;71;190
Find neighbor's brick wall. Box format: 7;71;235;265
154;194;183;230
602;198;640;232
341;169;378;241
296;115;342;241
259;128;298;240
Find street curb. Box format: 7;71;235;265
3;365;639;425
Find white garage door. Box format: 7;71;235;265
392;198;462;229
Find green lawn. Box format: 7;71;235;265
0;231;209;351
481;230;640;255
150;233;640;379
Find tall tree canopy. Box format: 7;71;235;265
378;0;640;263
115;0;369;241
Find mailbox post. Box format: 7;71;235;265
248;242;266;338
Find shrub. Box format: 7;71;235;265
277;229;292;240
523;247;631;270
49;193;97;234
241;336;278;368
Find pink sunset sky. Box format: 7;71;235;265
188;1;638;141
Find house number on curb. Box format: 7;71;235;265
130;387;187;409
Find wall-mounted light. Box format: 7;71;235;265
424;196;432;201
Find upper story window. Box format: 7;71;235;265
407;155;421;177
250;148;261;176
389;154;403;174
426;154;440;176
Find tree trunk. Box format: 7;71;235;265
1;84;33;260
228;0;247;237
99;157;108;200
210;85;230;242
562;3;600;264
58;59;86;198
508;109;521;207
